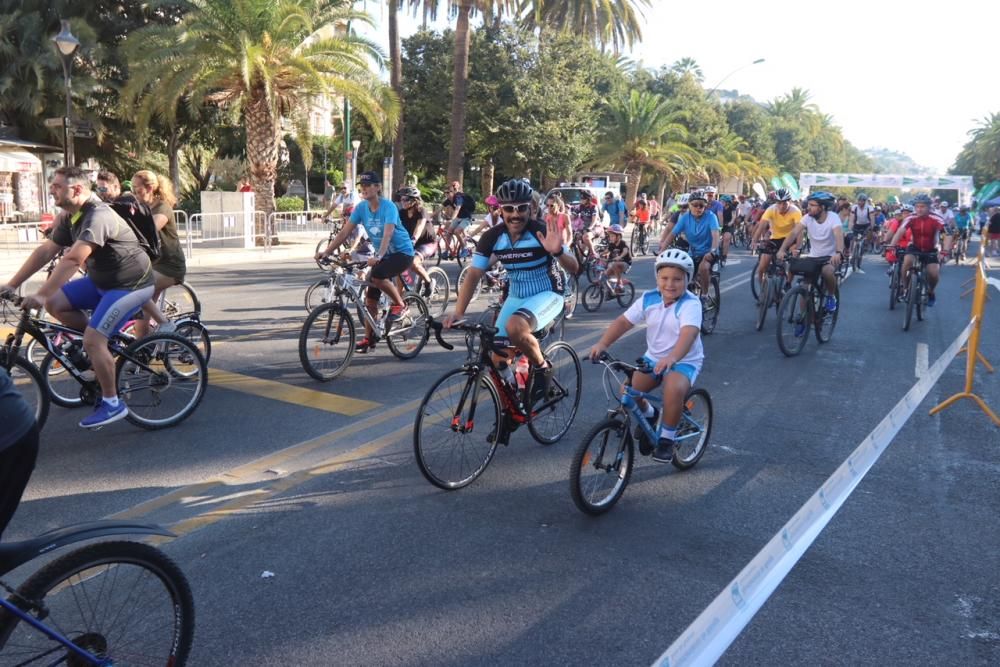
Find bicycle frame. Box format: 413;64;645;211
600;359;704;447
0;597;110;665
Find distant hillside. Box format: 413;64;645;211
864;147;931;174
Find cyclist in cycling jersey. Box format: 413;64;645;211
777;191;845;312
659;190;721;295
316;171;415;351
888;194;950;306
444;178;578;385
397;186;435;295
953;205;972;245
751;188;801;288
850;193;875;247
882;204;914;269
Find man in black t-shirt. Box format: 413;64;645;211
1;167;155;429
442;180;477;259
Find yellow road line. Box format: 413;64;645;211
211;368;380;416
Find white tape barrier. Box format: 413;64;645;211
988;276;1000;293
654;318;976;667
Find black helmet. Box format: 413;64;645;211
688;190;708;203
806;191;836;210
775;188;792;202
496;178;534;204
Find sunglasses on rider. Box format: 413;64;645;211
501;203;531;214
689;202;706;209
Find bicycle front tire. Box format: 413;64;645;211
299;303;356;381
1;540;194;666
2;352;49;430
777;285;810;357
569;418;633;515
117;333;208;430
673;388;712;470
386;294;430;360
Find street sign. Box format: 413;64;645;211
71;120;96;139
43;117;66;128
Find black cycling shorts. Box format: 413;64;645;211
367;252;414;299
788;256;831;283
904;247;939;265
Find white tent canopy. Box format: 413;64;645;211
799;173;974;205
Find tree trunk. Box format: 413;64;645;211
245;92;279;244
657;179;668;207
481;159;494;200
625;167;641;211
168;129;181;196
446;0;473;187
389;0;406;193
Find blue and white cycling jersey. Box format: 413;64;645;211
349;197;414;256
472;219;565;299
624;289;704;370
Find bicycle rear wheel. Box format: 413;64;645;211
423;266;450;318
528;341;582;444
413;369;501;490
569;418;633;515
755;277;771;331
174;318;212;365
117;333;208;430
777;286;810;357
456;264;483;301
386;294;430;359
159;282;200;319
1;541;194;666
299;303;355;381
582;283;604;311
304;278;334;313
701;276;720;334
815;284;839;343
673;388;712;470
2;352;49;430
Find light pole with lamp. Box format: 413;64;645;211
51;20;80;167
351;139;360;189
706;58;765;97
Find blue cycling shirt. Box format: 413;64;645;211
350;197;414;256
954;212;971;229
672;211;720;255
602;198;626;223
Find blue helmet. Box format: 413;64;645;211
912;194;932;206
806;191;836;210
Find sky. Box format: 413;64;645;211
362;0;1000;174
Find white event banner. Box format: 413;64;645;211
799;173;974;191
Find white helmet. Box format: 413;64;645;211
655;248;694;281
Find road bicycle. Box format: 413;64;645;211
298;258;430;381
755;248;788;332
568;354;712;515
581;265;635;312
0;521;194;665
456;262;507;303
1;293;208;431
883;246;906;311
776;258;839;357
413;318;582;490
902;251;937;332
629;223;651;256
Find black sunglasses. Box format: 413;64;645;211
501;203;531;214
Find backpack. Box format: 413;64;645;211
110;194;161;260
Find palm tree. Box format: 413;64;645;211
521;0;650;52
670;57;703;83
589;90;698;205
122;0;398;234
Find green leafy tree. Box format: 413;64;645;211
669;57;703;83
953;112;1000;185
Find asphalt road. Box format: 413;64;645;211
5;239;999;666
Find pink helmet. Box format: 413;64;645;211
485;195;499;207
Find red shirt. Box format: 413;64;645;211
899;214;944;252
885;217;912;247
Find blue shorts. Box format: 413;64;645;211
641;356;700;384
495;291;564;338
61;277;155;337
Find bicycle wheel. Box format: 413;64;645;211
673;388;712;470
456;264;483;302
569;418;633;515
815;284;839;343
582;283;604;312
159;282;200;319
2;352;49;430
174;318;212;365
1;541;194;666
386;294;430;360
755;277;771;331
888;266;899;310
586;260;602;284
630;231;641;256
904;271;917;331
40;351;85;408
298;303;355;381
413;368;501;490
424;266;450;318
701;276;720;334
615;281;636;308
563;275;579;320
304;278;335;313
528;341;582;444
777;286;810;357
916;272;925;322
117;333;207;430
640;229;650;255
750;255;764;301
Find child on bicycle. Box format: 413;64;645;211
602;224;632;293
589;249;704;463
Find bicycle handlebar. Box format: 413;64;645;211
427;317;510;357
592;351;651;374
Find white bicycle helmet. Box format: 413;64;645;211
655;248;694;281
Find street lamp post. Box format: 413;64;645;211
51;20;80;167
706;58;765;97
351;139;361;186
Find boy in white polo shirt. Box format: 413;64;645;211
590;249;704;463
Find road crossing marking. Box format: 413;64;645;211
210;368;380;416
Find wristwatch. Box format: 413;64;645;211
552;247;565;257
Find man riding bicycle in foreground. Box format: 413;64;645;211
658;190;721;296
888;194;950;307
443;178;578;388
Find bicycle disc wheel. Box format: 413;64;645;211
159;282;200;319
2;352;49;430
777;286;810;357
673;388;712;470
701;277;720;334
424;266;451;318
904;272;917;331
298;303;355;381
582;283;604;312
386;294;430;360
815;285;839;343
304;278;335;313
569;418;633;515
755;277;771;331
117;333;207;430
174;318;212;365
1;541;194;666
528;341;582;444
616;281;636;308
40;351;85;408
457;265;483;302
413;369;501;490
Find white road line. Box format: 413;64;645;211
653;319;976;667
915;342;929;379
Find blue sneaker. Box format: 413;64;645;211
825;296;838;312
79;400;128;429
794;320;806;337
927;293;936;307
